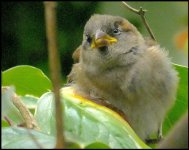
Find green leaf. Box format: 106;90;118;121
84;142;110;149
65;141;82;149
20;95;39;115
2;127;55;149
163;64;188;135
2;120;10;127
2;127;83;149
35;87;150;149
21;95;39;110
2;65;52;97
34;92;56;135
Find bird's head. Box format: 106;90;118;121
81;14;145;72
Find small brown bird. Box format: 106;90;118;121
68;14;179;141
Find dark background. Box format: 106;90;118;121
1;2;188;82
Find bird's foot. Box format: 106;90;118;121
145;136;163;144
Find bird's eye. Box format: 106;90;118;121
86;35;92;43
113;28;121;35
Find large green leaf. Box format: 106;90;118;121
2;127;55;149
2;65;52;97
2;127;105;149
163;64;188;135
34;92;56;135
35;87;149;149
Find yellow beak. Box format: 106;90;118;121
91;30;117;48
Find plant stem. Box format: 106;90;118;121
12;93;40;130
158;112;188;148
44;2;64;148
122;1;156;41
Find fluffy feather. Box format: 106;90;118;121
69;14;179;141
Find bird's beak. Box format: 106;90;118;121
91;30;117;48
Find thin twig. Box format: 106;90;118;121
122;1;156;41
2;86;42;147
4;116;14;126
44;2;64;148
158;112;188;148
13;95;43;148
12;93;40;130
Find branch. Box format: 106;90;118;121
122;1;156;41
2;86;42;147
158;112;188;149
12;93;39;130
44;2;64;148
4;116;14;126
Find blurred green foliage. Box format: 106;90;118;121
1;2;188;82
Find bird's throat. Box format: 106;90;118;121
98;46;108;55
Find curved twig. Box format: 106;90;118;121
12;93;39;130
122;1;156;41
